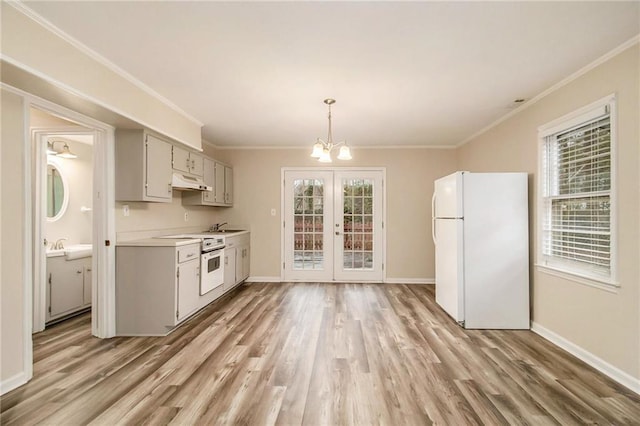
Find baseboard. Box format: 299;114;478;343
245;276;282;283
531;321;640;395
1;371;29;396
384;278;435;284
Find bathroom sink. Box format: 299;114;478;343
64;244;93;260
46;248;66;258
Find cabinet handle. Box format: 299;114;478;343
186;253;194;258
186;158;190;169
168;183;172;193
76;270;83;274
87;268;92;272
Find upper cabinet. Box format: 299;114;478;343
115;130;173;203
182;159;233;207
172;145;203;177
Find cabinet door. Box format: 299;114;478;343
190;153;204;177
177;259;200;321
145;134;173;200
50;261;85;318
202;158;215;203
224;166;233;205
214;162;226;204
172;145;191;174
83;264;92;306
223;250;236;291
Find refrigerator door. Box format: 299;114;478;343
434;218;464;323
462;173;530;329
434;172;463;218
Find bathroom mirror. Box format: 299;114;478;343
47;161;69;221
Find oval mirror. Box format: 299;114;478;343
46;161;69;221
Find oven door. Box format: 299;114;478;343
200;249;224;295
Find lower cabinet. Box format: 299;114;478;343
46;256;92;323
116;242;201;335
223;233;250;292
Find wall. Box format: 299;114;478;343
45;140;93;246
1;88;29;391
212;147;457;280
1;2;202;149
457;44;639;381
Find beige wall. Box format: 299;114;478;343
457;44;640;379
1;89;28;387
212;147;457;280
1;2;202;149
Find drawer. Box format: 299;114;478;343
177;244;200;263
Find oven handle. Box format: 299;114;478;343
202;245;225;255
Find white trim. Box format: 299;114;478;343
457;35;639;147
7;1;203;127
211;144;456;151
21;100;34;389
536;264;619;293
384;278;435;284
0;372;29;395
245;276;282;283
531;322;640;395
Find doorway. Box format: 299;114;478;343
33;125;95;329
282;168;385;282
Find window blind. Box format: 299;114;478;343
541;111;612;277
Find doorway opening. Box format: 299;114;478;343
282;168;385;282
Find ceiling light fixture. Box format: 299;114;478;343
47;140;77;159
310;98;351;163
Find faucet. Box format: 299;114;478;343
209;222;228;232
52;238;68;250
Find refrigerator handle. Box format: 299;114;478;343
431;192;437;245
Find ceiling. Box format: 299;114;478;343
24;1;640;149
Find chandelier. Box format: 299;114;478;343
310;98;352;162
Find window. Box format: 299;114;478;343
538;96;616;285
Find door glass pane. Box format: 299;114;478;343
293;178;325;270
342;178;375;270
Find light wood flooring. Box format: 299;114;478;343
2;283;639;425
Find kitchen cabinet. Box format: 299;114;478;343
223;232;250;292
115;130;173;203
172;145;204;177
116;240;202;335
182;158;233;207
46;256;92;323
214;161;233;206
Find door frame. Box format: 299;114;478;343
280;167;387;283
9;83;117;351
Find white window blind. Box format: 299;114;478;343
540;100;615;283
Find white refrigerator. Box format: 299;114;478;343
432;171;530;329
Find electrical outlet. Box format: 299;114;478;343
184;211;189;222
123;205;130;217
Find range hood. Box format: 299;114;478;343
171;173;212;191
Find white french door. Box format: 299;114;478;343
282;169;384;282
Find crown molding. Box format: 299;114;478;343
211;144;456;150
456;34;640;148
7;0;203;127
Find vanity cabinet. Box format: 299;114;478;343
182;158;233;207
46;256;92;323
223;233;250;292
115;130;173;203
116;240;201;335
172;145;204;177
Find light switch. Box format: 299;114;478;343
184;211;189;222
123;205;130;217
271;208;276;216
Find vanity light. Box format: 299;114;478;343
57;143;77;159
48;140;77;159
310;98;352;163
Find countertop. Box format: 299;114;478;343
116;238;201;247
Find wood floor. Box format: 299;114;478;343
2;283;639;425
